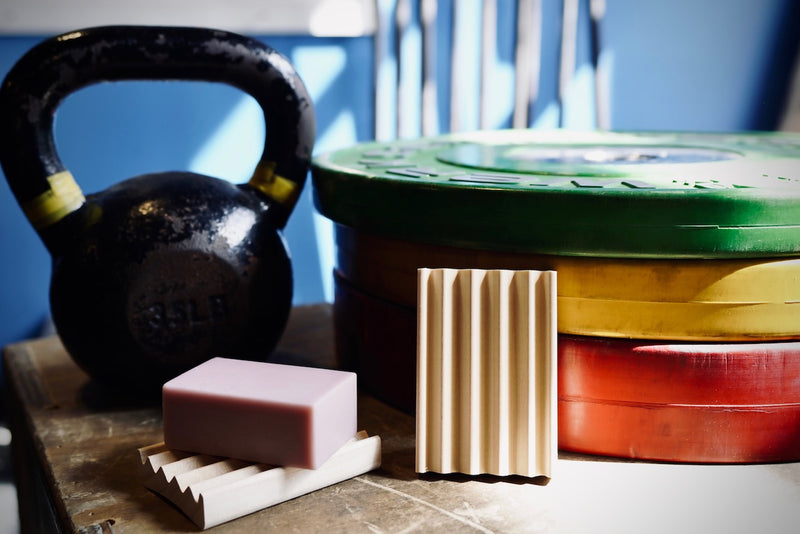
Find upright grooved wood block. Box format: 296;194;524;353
416;268;557;478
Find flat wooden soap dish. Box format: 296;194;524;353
138;431;381;529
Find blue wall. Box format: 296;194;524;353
601;0;798;131
0;0;798;375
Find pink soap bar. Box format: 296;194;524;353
162;357;357;469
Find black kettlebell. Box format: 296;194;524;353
0;26;315;395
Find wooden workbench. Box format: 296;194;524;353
5;304;800;533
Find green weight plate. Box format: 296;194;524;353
311;130;800;258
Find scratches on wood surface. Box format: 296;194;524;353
355;477;496;533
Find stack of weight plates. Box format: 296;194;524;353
311;130;800;463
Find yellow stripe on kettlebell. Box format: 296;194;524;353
248;160;299;207
22;171;86;229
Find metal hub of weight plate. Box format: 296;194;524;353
312;130;800;258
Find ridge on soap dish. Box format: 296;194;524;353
138;431;381;529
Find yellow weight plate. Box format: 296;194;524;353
560;298;799;341
336;227;800;341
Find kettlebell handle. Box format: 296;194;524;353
0;25;315;231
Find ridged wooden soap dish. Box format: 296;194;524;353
138;431;381;529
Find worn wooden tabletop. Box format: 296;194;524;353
5;304;800;533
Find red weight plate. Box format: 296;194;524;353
559;336;800;406
558;335;800;462
559;399;800;463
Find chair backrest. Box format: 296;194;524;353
374;0;610;140
373;0;799;140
